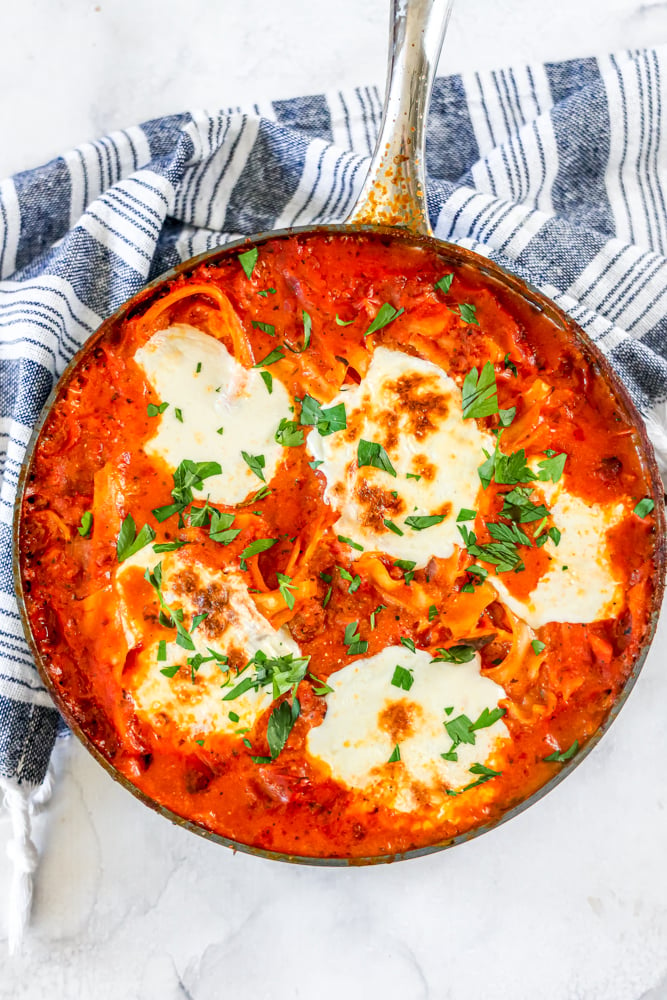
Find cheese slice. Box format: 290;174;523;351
491;481;625;628
135;324;290;505
308;347;492;567
116;547;302;738
307;646;508;813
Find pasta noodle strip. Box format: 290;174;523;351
137;284;255;367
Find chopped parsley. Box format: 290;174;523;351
284;309;312;353
337;534;364;552
428;604;438;622
391;665;414;691
456;508;476;522
394;558;416;584
434;273;453;294
277;572;296;610
543;739;579;763
239;537;277;564
209;510;241;546
357;439;397;477
157;640;167;662
152;459;222;523
153;539;189;553
299;394;347;436
406;472;422;481
116;514;156;563
266;698;300;759
77;511;93;538
634;497;655;518
462;362;498;419
504;353;518;377
370;604;387;629
335;314;355;326
238;246;258;279
363;302;404;338
253;347;285;367
309;673;334;696
251;320;275;337
458;303;479;325
537;451;567;483
387;744;401;763
147;401;169;417
531;639;546;655
260;371;273;394
275;418;305;447
432;645;476;663
399;636;416;653
344;621;368;656
242;451;266;481
404;514;445;531
383;518;404;536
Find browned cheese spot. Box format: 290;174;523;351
411;453;437;482
378;699;424;743
171;568;235;640
355;479;407;532
389;373;449;440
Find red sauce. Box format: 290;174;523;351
19;231;662;859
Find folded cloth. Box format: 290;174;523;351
2;48;667;948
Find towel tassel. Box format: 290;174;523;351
1;763;55;954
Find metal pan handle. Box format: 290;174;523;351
346;0;454;235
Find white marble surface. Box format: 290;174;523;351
3;1;667;998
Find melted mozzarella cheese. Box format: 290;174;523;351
308;347;492;567
492;482;625;628
307;646;508;812
135;324;290;505
116;548;301;737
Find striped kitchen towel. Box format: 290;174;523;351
1;47;667;950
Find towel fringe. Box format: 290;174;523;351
1;763;55;955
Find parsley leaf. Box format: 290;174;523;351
457;508;476;522
383;518;404;536
459;303;479;325
428;604;438;622
209;510;241;546
266;699;300;759
543;739;579;763
472;706;506;730
391;665;414;691
358;439;397;477
370;604;387;629
503;353;518;377
634;498;655;518
337;534;364;552
387;744;401;763
344;621;368;656
363;303;404;338
432;645;476;663
260;371;273;394
531;639;546;655
309;673;334;696
77;511;93;538
253;347;285;367
277;572;296;610
242;451;266;481
239;537;277;561
335;314;355;326
445;714;476;748
238;247;258;279
251;320;275;337
285;309;312;353
275;418;305;447
537;452;567;483
147;401;169;417
462;362;498;419
160;664;181;678
153;540;189;553
434;273;453;294
400;636;416;653
500;486;550;524
299;394;347;437
404;514;446;531
394;558;416;584
117;514;156;563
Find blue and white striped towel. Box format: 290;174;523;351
1;49;667;945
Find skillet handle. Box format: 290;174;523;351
346;0;454;235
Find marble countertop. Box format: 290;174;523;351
3;2;667;998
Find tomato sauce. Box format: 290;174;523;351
18;231;663;859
